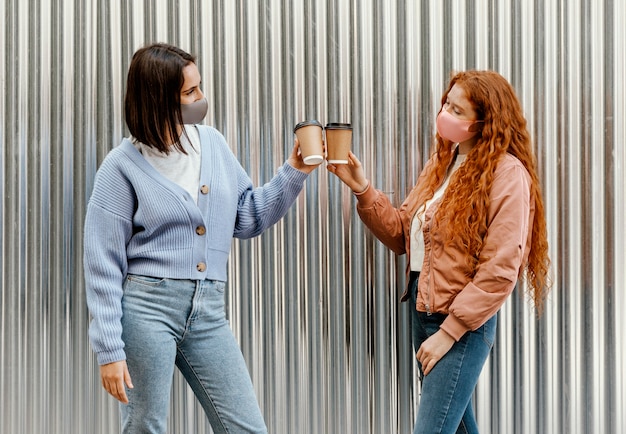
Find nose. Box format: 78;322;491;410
196;88;205;101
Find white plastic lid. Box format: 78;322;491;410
303;155;324;165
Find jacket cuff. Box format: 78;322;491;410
440;314;471;342
354;183;378;208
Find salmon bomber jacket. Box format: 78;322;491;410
354;152;534;341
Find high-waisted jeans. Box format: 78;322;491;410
120;275;267;434
409;272;497;434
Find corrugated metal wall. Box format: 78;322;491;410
1;1;624;433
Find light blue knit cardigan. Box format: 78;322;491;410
84;125;308;364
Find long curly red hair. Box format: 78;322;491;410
420;70;551;313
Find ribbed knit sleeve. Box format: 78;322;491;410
196;126;308;240
84;153;136;365
233;162;308;239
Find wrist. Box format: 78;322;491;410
353;180;370;196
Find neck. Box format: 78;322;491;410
457;138;478;154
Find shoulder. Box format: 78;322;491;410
414;153;438;185
90;140;146;198
98;139;139;168
94;141;133;180
495;153;530;180
497;153;525;169
491;153;531;197
196;125;228;146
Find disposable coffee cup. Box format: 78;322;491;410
325;123;352;164
294;120;324;165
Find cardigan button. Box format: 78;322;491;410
196;262;207;272
200;185;209;194
196;226;206;235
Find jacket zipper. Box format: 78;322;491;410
425;244;433;316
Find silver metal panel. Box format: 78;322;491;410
1;1;624;433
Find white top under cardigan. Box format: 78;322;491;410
133;125;202;203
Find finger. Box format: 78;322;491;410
347;152;361;166
114;379;129;404
102;374;128;404
105;379;122;402
291;142;300;159
427;360;436;375
292;137;302;154
124;367;134;389
424;356;440;376
423;362;431;376
117;388;129;404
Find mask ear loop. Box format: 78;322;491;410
468;120;485;133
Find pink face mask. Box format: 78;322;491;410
436;109;481;143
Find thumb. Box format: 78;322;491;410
124;366;134;389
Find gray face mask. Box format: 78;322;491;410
180;97;208;124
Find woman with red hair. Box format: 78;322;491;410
328;70;551;434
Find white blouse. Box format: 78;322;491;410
410;152;467;271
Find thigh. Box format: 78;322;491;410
413;309;449;380
121;276;182;433
414;314;497;434
122;342;177;434
176;280;267;434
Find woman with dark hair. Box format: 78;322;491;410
328;70;551;434
84;43;320;433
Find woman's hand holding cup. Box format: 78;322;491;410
288;138;325;174
327;152;369;194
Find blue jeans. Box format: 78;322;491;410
408;273;497;434
120;275;267;434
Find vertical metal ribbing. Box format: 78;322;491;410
0;1;625;433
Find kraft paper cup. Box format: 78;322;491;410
325;123;352;164
294;120;324;165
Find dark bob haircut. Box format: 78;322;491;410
124;43;196;153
